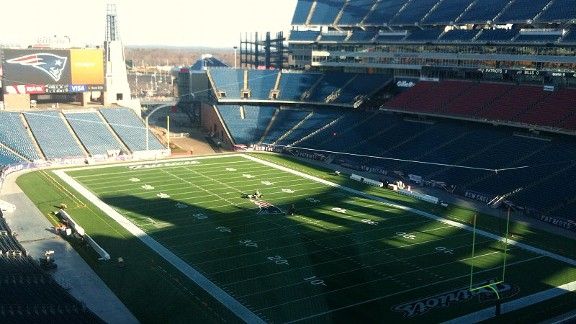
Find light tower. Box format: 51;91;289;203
103;4;141;113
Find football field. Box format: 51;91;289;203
57;154;576;322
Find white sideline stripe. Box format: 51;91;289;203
444;280;576;323
243;154;576;267
52;169;265;324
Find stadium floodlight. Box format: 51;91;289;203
233;46;238;68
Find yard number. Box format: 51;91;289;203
436;247;454;255
361;219;378;226
193;213;208;220
396;232;416;240
304;276;327;287
239;240;258;248
217;226;232;233
331;207;347;214
267;255;289;265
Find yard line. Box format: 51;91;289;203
270;255;546;320
53;169;266;324
244;154;576;267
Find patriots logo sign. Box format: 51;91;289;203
6;53;68;82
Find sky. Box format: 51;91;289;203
1;0;298;48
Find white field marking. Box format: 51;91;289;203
80;166;302;189
306;197;320;203
142;184;154;190
183;165;247;197
175;203;188;209
261;181;273;186
222;232;487;290
161;210;432;250
129;178;140;182
200;222;458;274
68;154;245;176
242;174;255;179
52;169;265;324
282;188;295;193
446;282;576;323
161;169;242;208
241;248;505;300
156;193;170;199
331;207;346;214
82;172;301;193
259;254;545;315
226;168;237;171
243;154;576;267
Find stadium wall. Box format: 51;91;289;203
200;103;234;148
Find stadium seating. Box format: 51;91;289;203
308;72;354;103
319;33;348;42
364;0;407;25
0;146;23;166
292;0;314;25
518;88;576;128
65;112;125;156
275;110;342;146
375;33;407;42
346;31;377;42
23;111;85;160
335;73;393;104
515;33;561;43
210;68;244;99
561;29;576;44
99;108;164;152
495;0;550;23
248;70;279;100
0;112;40;161
475;29;518;42
288;30;320;42
537;0;576;22
338;0;374;25
309;0;344;25
277;72;323;101
217;105;276;144
404;29;443;42
391;0;440;25
260;109;311;144
457;0;510;24
439;30;479;42
422;0;475;24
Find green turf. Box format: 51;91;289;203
17;153;576;323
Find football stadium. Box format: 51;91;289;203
1;1;576;323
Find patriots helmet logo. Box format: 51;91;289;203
6;53;68;82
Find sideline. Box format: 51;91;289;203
53;168;266;324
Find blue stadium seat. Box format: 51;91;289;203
318;33;348;42
346;30;377;42
0;112;40;161
364;0;408;25
24;111;85;159
261;109;311;144
309;0;345;25
404;29;443;42
561;29;576;44
475;29;518;42
308;73;354;103
217;105;275;144
457;0;510;24
276;110;342;146
288;30;320;42
248;70;279;100
210;68;244;99
0;146;22;166
375;32;407;42
537;0;576;22
338;0;375;25
99;108;164;152
278;72;323;101
392;0;441;25
422;0;475;24
292;0;314;24
65;112;125;156
335;74;393;104
495;0;549;23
